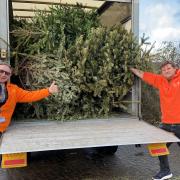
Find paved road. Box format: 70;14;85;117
0;143;179;180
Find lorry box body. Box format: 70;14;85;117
0;0;179;156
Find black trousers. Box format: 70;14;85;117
158;123;180;171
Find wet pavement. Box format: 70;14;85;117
0;143;179;180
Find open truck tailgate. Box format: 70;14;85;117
0;117;179;154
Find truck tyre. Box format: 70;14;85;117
95;145;118;155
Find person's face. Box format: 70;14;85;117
0;65;12;83
161;64;176;80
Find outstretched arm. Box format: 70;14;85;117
130;68;161;89
16;81;59;103
130;68;144;79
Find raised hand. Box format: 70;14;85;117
48;81;59;94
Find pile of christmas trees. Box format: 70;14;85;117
11;5;151;120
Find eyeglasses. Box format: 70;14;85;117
0;69;11;76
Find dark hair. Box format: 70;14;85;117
160;61;177;69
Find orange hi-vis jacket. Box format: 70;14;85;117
0;83;50;132
143;69;180;124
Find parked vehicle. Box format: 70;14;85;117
0;0;179;168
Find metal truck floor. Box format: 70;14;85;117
0;117;179;154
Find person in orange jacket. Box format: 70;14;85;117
131;61;180;180
0;61;59;134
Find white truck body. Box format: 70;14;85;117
0;0;179;155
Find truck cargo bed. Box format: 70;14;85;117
0;117;179;154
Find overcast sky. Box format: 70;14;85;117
139;0;180;49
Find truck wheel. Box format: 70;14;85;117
95;146;118;155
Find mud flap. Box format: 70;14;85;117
1;152;27;168
147;143;169;157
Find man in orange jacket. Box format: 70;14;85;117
0;61;59;134
131;61;180;180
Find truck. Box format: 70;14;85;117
0;0;179;168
